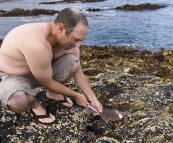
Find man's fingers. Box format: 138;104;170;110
92;102;103;113
99;105;103;113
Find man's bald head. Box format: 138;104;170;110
54;7;88;36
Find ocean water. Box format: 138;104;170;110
0;0;173;51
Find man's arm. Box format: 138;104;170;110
67;45;103;112
22;40;88;107
74;66;103;113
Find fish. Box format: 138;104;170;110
88;105;125;123
100;109;125;123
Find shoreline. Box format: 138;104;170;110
1;38;173;81
1;2;173;142
0;2;172;51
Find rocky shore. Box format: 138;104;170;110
1;43;173;142
0;2;173;142
0;3;166;17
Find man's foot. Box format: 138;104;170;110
46;92;73;107
31;101;56;125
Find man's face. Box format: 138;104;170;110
60;22;88;50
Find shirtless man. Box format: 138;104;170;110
0;7;102;125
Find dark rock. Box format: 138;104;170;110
39;0;105;4
0;0;11;2
115;3;166;11
0;8;59;17
86;8;102;12
81;0;105;2
39;1;60;4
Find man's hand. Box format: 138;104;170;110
74;94;89;107
91;99;103;116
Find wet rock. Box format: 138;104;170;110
0;8;58;17
0;0;11;2
115;3;166;11
39;0;105;4
39;0;75;4
86;8;102;12
81;0;105;2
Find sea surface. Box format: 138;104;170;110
0;0;173;51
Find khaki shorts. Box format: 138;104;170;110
0;54;79;109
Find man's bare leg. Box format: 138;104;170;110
7;91;34;113
31;100;56;124
7;91;55;124
46;91;73;107
46;61;80;107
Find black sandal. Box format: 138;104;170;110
30;109;56;125
46;95;73;108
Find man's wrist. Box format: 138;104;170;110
87;95;97;102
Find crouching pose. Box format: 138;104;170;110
0;7;102;125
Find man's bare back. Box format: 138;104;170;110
0;23;79;75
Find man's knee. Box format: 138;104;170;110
71;60;80;73
7;91;35;113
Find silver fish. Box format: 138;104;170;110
88;105;125;123
100;109;125;123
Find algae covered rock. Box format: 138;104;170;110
0;8;58;17
80;45;173;81
115;3;166;11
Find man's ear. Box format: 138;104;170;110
57;23;65;34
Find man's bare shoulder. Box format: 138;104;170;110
1;23;52;58
17;23;53;60
2;23;51;47
0;23;53;74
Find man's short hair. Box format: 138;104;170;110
54;7;88;36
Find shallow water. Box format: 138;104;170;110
0;0;173;51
